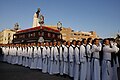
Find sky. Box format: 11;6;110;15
0;0;120;38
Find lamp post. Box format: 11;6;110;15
38;14;44;28
57;21;62;31
57;21;62;40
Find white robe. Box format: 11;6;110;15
42;47;48;73
69;45;75;77
49;46;54;75
63;45;68;75
15;47;19;64
18;47;23;65
25;47;29;67
102;45;119;80
86;44;92;80
3;47;7;62
28;47;33;67
52;46;59;74
2;47;7;62
79;45;87;80
59;46;64;75
36;47;42;70
46;47;50;73
22;47;28;66
91;44;101;80
74;46;80;80
30;46;37;69
5;47;9;62
8;47;12;64
12;47;17;64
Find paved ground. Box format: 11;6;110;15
0;61;71;80
0;61;120;80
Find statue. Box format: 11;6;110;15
32;8;40;27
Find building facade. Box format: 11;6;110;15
0;29;16;44
47;25;98;41
13;26;61;44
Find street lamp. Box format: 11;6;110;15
38;14;44;27
57;21;62;31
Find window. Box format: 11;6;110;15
8;33;10;36
57;35;60;38
22;34;25;38
38;32;41;36
28;33;31;38
48;33;51;37
42;32;44;36
52;34;55;38
74;33;77;35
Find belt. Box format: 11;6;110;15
92;57;99;60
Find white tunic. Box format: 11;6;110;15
102;44;119;80
46;46;50;73
5;47;9;62
36;46;42;69
86;43;92;80
91;44;101;80
42;46;48;73
79;45;87;80
31;46;38;68
74;45;80;80
49;46;54;74
30;46;37;69
18;47;22;65
59;45;64;75
28;47;33;67
69;45;75;77
62;45;68;75
52;46;59;74
2;47;6;62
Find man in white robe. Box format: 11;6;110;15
42;42;48;73
49;42;54;75
46;42;50;73
74;40;81;80
15;44;19;64
69;40;76;78
36;42;42;70
79;39;87;80
102;39;119;80
5;45;9;62
86;38;93;80
25;44;29;67
91;39;102;80
28;44;33;67
18;44;23;65
62;41;68;76
22;45;27;66
30;43;37;69
12;44;17;64
59;41;64;76
2;46;6;62
8;45;13;64
52;40;59;75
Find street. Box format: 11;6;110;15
0;61;120;80
0;61;71;80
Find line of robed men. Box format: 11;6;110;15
1;38;120;80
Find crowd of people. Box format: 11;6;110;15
0;38;120;80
